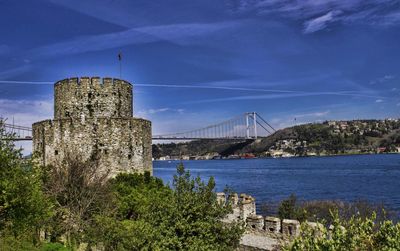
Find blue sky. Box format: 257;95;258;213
1;0;400;146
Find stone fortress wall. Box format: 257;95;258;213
33;77;152;176
217;192;323;251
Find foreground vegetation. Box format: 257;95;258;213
274;194;394;225
285;212;400;251
0;123;243;250
275;194;400;250
1;121;400;250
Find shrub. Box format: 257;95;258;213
40;242;69;251
285;211;400;251
91;164;244;250
278;194;307;222
0;120;51;245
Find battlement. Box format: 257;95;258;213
218;192;330;250
54;77;133;119
54;77;132;88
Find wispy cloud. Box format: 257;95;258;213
378;10;400;25
0;79;351;95
375;99;384;103
0;79;386;105
29;21;238;58
227;0;400;33
148;108;170;114
136;82;384;101
0;80;53;85
0;98;52;155
0;65;33;79
268;111;330;130
0;98;53;127
304;10;342;33
294;110;330;118
137;107;185;116
184;90;386;104
370;75;395;85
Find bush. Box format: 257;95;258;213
277;194;392;225
40;242;69;251
91;164;244;250
0;120;51;246
42;153;112;247
278;194;307;222
285;211;400;251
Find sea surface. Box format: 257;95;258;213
154;154;400;214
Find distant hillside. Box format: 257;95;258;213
152;119;400;159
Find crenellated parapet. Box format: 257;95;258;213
54;77;133;119
218;192;303;238
220;192;334;250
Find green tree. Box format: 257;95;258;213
0;120;51;246
43;154;113;248
93;164;244;250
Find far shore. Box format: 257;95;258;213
153;151;400;161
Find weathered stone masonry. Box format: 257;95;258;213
33;77;152;176
218;192;324;250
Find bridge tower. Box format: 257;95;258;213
32;77;152;176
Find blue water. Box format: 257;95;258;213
154;154;400;213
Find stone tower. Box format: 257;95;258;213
32;77;152;176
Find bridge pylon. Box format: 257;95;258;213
153;112;275;140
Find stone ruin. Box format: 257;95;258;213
218;192;303;238
217;192;325;251
32;77;152;177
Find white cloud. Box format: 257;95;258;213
229;0;400;32
375;99;383;103
304;11;342;33
378;10;400;25
0;99;53;127
382;75;395;80
369;75;395;85
294;110;330;118
148;108;170;114
0;99;53;155
397;103;400;106
137;107;185;116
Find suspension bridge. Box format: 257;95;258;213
1;112;275;141
153;112;275;140
1;123;33;141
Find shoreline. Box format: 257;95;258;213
153;151;400;161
